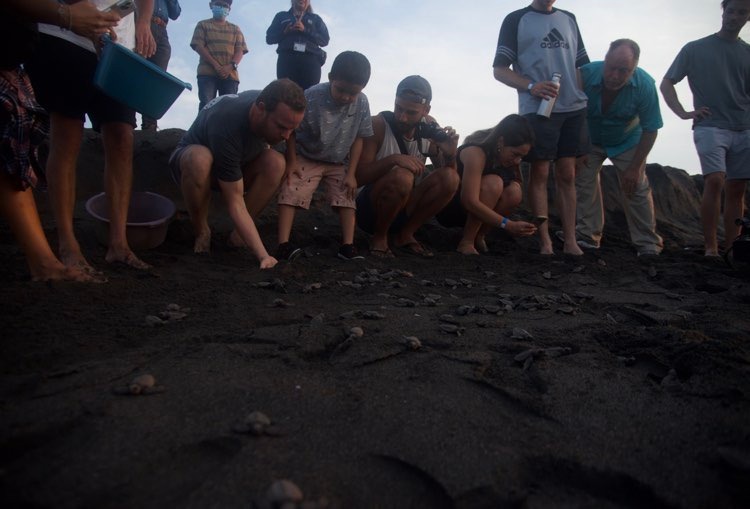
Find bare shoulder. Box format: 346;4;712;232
371;113;386;142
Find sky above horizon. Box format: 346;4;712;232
150;0;749;175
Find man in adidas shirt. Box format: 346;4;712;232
493;0;589;256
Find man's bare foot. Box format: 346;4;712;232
193;229;211;253
539;242;554;256
369;235;390;255
106;249;152;269
457;241;479;255
705;250;721;258
228;230;245;248
259;255;278;269
563;244;584;256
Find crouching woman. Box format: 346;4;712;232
436;114;538;254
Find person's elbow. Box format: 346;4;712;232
659;78;674;95
493;66;509;84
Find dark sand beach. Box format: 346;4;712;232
1;130;749;508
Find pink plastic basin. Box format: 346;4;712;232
85;191;176;250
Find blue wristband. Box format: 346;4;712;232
500;217;509;229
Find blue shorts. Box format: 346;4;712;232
694;126;750;180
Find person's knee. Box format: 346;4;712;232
380;168;414;200
504;182;523;207
554;166;576;186
102;123;134;154
481;175;503;197
437;167;460;196
252;149;285;183
703;172;725;194
181;147;213;184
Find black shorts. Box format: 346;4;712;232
524;109;588;161
355;184;409;235
26;34;136;130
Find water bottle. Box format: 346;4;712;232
537;72;562;118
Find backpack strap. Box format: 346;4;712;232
380;111;409;155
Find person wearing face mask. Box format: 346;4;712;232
191;0;248;111
266;0;330;90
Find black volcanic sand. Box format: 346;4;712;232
1;130;749;508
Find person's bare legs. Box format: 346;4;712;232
231;149;286;247
458;175;503;255
0;172;93;282
337;206;356;245
179;145;214;253
46;113;94;271
701;171;725;256
474;180;524;254
368;167;414;253
529;160;553;254
101;122;149;268
395;167;459;249
723;178;748;250
555;156;583;256
276;205;297;245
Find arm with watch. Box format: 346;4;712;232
492;66;559;101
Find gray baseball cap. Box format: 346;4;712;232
396;75;432;104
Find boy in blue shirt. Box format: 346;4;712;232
276;51;373;260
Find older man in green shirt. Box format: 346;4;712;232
574;38;664;256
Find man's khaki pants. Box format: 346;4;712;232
575;144;663;253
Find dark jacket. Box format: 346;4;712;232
266;9;329;64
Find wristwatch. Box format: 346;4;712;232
231;62;238;70
527;82;535;93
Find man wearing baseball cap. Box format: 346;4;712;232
355;75;459;258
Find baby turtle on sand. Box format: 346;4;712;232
112;373;165;396
266;479;303;506
514;346;574;371
329;326;364;361
403;336;422;351
233;410;284;436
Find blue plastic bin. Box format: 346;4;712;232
93;39;192;119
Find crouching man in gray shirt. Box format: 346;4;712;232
169;79;306;269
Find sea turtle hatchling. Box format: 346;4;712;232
403;336;422;351
233;410;278;436
112;374;165;396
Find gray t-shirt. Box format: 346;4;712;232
664;34;750;130
295;82;374;163
494;6;589;114
178;91;268;182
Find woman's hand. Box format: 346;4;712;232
505;220;537;237
69;1;120;39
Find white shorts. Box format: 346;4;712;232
693;126;750;180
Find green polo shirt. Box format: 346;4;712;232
580;61;663;157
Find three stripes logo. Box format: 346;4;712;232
540;29;570;49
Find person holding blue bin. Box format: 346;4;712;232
26;0;157;275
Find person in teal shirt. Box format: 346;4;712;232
574;38;664;256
